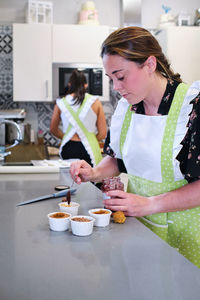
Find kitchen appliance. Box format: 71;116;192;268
0;119;23;161
53;63;109;101
0;109;25;145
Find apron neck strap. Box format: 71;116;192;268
161;83;189;183
120;83;189;183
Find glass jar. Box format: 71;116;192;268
101;176;124;199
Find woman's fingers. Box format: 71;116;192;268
106;190;127;199
105;204;128;212
103;190;153;217
70;160;84;183
103;196;127;206
103;191;129;212
70;160;92;183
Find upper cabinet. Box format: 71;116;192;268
13;24;52;102
156;27;200;85
13;24;110;102
52;25;109;64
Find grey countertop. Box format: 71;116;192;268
0;171;200;300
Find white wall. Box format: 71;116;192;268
0;0;121;27
141;0;200;29
1;0;199;29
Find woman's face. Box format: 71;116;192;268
103;54;151;105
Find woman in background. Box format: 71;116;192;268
50;69;107;166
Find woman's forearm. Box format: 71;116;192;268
50;104;63;140
50;128;64;140
92;155;120;182
151;179;200;213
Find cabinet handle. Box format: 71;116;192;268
45;80;49;99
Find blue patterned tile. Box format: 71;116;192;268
43;130;60;146
0;25;13;96
0;94;18;110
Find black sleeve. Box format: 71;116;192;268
176;93;200;183
103;130;127;173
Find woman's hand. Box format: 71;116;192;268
70;160;94;184
70;156;120;185
103;190;156;217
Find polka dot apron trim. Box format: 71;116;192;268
120;83;200;268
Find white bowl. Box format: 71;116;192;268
88;208;112;227
47;211;71;231
58;201;80;216
70;215;94;236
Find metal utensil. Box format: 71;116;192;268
66;179;74;204
16;188;76;206
70;178;75;189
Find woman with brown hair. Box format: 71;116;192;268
70;27;200;267
50;69;107;166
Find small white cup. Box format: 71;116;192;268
47;211;71;231
58;201;80;216
70;215;95;236
88;208;112;227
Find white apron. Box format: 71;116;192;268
57;93;102;166
110;81;200;267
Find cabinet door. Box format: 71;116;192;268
156;27;200;85
52;25;109;63
13;24;52;101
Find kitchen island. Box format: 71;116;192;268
0;171;200;300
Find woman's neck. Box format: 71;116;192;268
143;75;168;116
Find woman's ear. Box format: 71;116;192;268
146;56;157;73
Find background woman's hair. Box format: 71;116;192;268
67;69;87;105
101;26;182;83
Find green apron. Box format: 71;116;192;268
120;83;200;268
62;94;102;166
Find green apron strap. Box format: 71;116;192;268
62;94;91;140
120;105;133;157
120;83;189;184
62;123;72;140
62;94;102;165
161;83;189;183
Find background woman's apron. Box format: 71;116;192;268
60;94;102;166
119;83;200;268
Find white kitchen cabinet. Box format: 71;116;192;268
52;25;110;64
156;27;200;85
13;24;52;102
13;24;110;102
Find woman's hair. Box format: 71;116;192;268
101;26;182;83
67;69;87;105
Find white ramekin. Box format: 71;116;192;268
88;208;112;227
47;211;71;231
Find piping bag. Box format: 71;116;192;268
16;188;76;206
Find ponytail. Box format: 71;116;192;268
67;69;87;105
